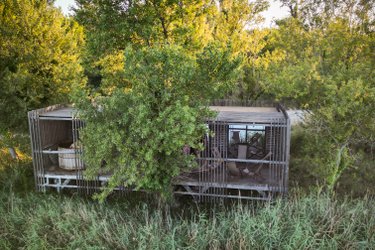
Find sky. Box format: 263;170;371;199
54;0;289;27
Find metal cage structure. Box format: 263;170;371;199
28;104;102;195
174;101;291;201
28;101;290;201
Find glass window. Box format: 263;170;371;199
228;125;266;159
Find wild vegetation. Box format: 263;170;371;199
71;0;374;197
0;0;374;248
1;156;374;249
1;191;374;249
0;0;85;134
74;45;242;199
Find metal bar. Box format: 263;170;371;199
211;122;287;128
174;192;272;201
285;116;291;194
43;184;79;189
277;118;282;192
278;118;283;192
274;118;278;192
33;111;40;192
43;174;110;181
271;118;276;193
174;181;271;191
42;150;82;154
73;116;82;195
276;103;289;120
198;157;287;165
39;117;74;121
213;121;216;202
35;111;44;192
282;117;287;193
28;111;38;191
223;121;227;199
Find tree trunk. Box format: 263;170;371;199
9;147;18;159
328;143;349;193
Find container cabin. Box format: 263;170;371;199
28;101;291;201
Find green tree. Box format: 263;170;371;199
279;0;374;30
0;0;85;133
0;0;85;158
210;0;270;100
73;45;241;200
262;15;375;191
74;0;219;88
73;0;217;57
73;0;269;93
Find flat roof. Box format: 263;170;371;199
39;107;74;118
209;106;286;123
38;105;287;123
209;106;278;113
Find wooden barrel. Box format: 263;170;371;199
58;147;84;170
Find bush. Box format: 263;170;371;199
73;45;241;200
0;135;33;194
289;125;375;196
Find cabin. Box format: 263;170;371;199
28;101;290;201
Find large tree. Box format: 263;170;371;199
0;0;85;136
73;0;269;94
73;45;241;199
262;8;375;191
74;0;216;56
279;0;374;30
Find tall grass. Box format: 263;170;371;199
0;190;374;249
0;144;374;249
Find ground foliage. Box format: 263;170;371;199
0;189;374;249
0;130;374;249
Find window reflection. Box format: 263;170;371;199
228;124;266;159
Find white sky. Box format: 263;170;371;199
54;0;289;27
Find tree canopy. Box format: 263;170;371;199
261;3;375;190
73;45;241;199
0;0;85;134
73;0;268;89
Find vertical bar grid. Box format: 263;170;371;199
270;118;274;194
72;116;80;194
29;102;291;202
28;111;39;191
35;110;44;192
285;117;291;195
277;120;280;192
